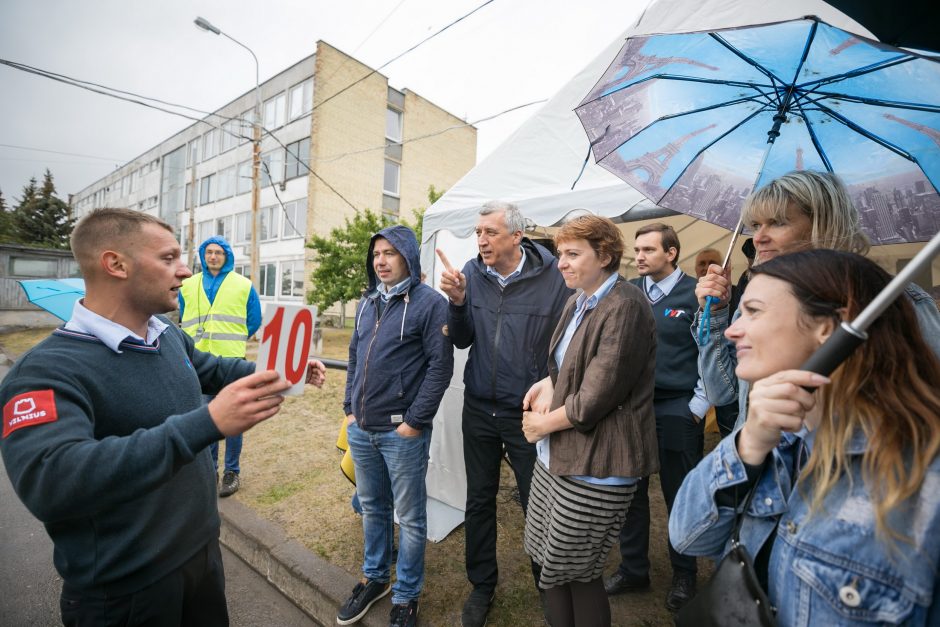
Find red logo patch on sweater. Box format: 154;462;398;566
3;390;58;438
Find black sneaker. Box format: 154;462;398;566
460;588;494;627
389;600;418;627
219;470;240;497
337;579;390;625
664;572;696;612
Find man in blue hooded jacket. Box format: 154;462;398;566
338;225;453;627
179;235;262;497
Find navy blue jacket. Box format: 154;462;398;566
448;238;571;417
343;225;454;431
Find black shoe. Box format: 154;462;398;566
219;470;240;497
336;578;390;625
389;600;418;627
604;571;651;595
460;588;494;627
664;572;696;612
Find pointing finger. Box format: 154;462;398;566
435;248;454;273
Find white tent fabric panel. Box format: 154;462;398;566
422;0;879;541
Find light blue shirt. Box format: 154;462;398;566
538;272;634;486
66;300;169;354
376;277;411;301
484;247;526;287
645;267;711;420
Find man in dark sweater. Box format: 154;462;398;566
437;201;570;627
605;223;709;613
0;208;325;626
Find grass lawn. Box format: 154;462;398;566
1;326;712;626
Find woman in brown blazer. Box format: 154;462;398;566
521;215;658;627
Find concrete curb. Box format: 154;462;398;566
219;498;388;627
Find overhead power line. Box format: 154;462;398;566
0;142;127;162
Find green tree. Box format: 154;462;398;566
0;188;15;243
13;170;74;249
306;186;445;326
306;209;392;327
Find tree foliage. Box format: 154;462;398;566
306;185;443;319
11;170;74;249
306;209;392;316
0;188;14;243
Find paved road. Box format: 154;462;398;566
0;461;318;627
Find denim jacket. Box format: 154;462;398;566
692;283;940;432
669;428;940;626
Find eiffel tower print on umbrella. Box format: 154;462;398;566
575;15;940;248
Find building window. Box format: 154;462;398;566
383;159;400;196
240;110;254;144
382;194;400;216
237;160;253;195
261;149;285;187
259;263;277;297
285;137;311;179
199;174;216;205
9;257;58;278
386;107;403;142
147;195;159;209
263;93;286;130
180;223;189;252
221;119;240;153
187;139;200;167
202;129;218;161
197;220;214;243
289;79;313;120
235;211;251;243
217;166;236;200
234;264;250;280
281;198;307;239
215;215;233;242
260;205;279;241
280;259;305;298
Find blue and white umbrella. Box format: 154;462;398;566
575;15;940;246
18;278;85;321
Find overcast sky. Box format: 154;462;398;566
0;0;650;202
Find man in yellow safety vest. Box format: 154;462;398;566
179;235;261;497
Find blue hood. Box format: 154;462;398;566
198;235;236;276
365;225;421;293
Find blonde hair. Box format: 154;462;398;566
742;171;870;257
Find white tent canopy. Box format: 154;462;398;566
421;0;880;541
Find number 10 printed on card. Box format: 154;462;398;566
256;304;319;396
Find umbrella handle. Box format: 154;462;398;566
697;296;718;346
799;322;867;391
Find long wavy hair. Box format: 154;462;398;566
751;249;940;541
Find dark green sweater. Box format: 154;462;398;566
0;322;255;595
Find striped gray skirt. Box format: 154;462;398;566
523;460;636;589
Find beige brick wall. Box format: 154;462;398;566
304;41;476;320
398;90;477;225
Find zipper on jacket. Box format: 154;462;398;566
359;297;392;424
489;287;506;417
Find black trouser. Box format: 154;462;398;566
60;538;228;627
462;399;539;594
715;401;739;438
616;396;703;578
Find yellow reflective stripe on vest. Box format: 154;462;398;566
180;271;252;358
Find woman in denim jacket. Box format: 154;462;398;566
670;249;940;626
693;170;940;433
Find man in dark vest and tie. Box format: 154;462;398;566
605;223;710;613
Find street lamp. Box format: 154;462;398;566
194;16;263;292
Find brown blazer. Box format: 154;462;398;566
546;276;659;478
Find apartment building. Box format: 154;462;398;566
71;41;477;307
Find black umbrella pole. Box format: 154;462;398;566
801;230;940;383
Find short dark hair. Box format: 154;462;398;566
71;208;173;273
554;214;624;272
635;223;680;268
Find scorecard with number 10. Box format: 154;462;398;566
256;304;319;396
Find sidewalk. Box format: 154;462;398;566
219;497;387;627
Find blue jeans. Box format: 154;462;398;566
209;436;242;474
346;421;431;605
